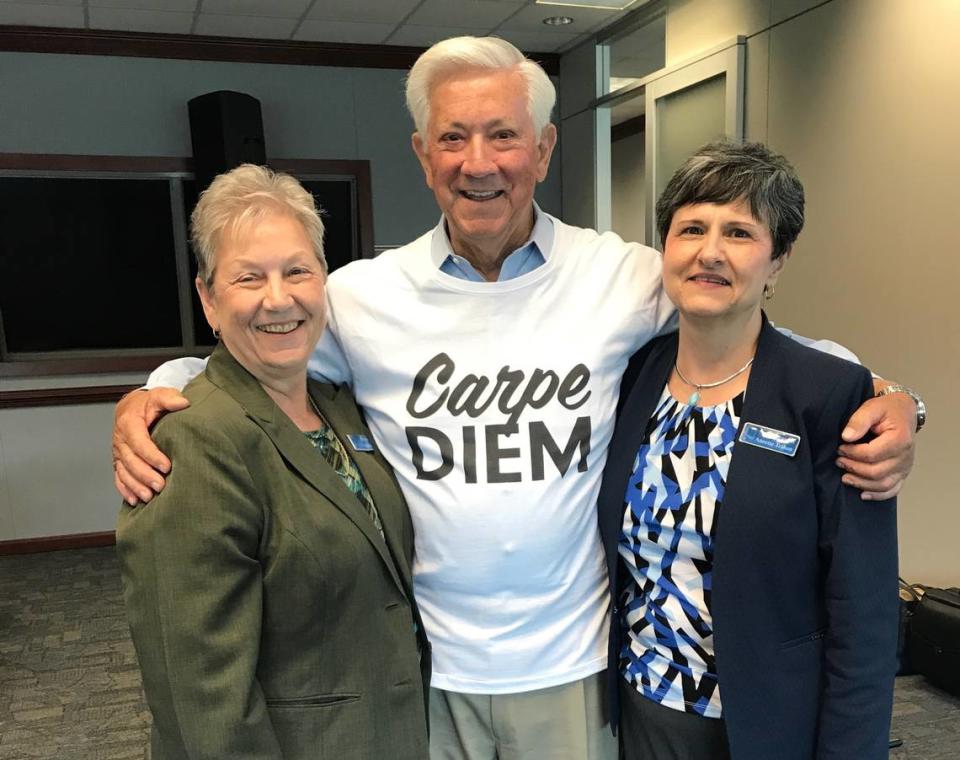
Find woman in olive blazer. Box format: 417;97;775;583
117;165;429;760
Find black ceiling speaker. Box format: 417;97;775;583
188;90;266;193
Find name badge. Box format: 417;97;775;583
346;434;374;452
739;422;801;457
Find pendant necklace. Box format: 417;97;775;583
674;356;754;406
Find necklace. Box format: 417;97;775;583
307;394;328;429
674;356;755;406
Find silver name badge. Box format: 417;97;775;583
346;434;375;452
739;422;801;457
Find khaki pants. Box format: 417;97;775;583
429;670;617;760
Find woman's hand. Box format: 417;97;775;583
836;387;917;500
112;388;190;504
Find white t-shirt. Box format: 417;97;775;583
316;216;675;693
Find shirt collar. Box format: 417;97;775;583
429;203;554;271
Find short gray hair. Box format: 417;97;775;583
655;140;805;259
405;36;556;139
191;163;326;286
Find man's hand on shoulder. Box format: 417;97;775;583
112;388;190;505
836;380;919;500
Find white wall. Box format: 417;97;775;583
0;403;121;539
0;49;564;542
0;372;149;542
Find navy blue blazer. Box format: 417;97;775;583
597;317;899;759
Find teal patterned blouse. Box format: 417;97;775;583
304;421;384;539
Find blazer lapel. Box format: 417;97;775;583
613;337;678;470
308;380;414;595
600;335;678;574
716;315;793;521
204;346;407;597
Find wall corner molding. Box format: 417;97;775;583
0;25;560;74
0;531;116;556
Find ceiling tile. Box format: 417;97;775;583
497;1;616;33
305;0;421;25
496;28;581;53
201;0;310;18
406;0;522;30
194;13;298;39
536;0;640;8
87;0;197;8
294;19;394;45
0;3;84;25
0;0;81;6
88;0;196;10
89;7;193;33
386;24;481;48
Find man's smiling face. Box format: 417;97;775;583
412;67;556;263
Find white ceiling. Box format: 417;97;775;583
0;0;651;54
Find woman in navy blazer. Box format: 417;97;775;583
597;142;898;759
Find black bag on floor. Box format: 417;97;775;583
897;579;922;675
906;586;960;697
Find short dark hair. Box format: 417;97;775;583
655;140;805;259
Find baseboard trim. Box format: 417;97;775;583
0;531;116;555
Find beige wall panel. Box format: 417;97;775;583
744;29;769;142
612;129;647;245
665;0;768;65
762;0;960;585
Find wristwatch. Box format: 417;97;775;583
877;384;926;432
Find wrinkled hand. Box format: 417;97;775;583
836;390;917;500
112;387;190;505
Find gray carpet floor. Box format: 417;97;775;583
1;547;958;759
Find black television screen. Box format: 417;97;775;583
301;178;356;274
0;176;182;354
0;162;368;367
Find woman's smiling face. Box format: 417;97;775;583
662;198;787;324
197;209;326;384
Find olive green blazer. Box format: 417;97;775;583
118;345;430;760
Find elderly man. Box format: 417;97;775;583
114;37;920;760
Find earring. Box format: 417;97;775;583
213;327;221;339
763;284;775;300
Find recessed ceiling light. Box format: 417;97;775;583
537;0;643;10
543;15;574;26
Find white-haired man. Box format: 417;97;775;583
114;37;920;760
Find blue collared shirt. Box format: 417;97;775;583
435;206;554;281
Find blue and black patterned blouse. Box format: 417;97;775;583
619;385;744;718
